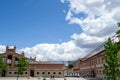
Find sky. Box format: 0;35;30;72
0;0;120;61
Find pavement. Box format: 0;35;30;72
0;77;87;80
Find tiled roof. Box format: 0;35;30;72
39;61;52;64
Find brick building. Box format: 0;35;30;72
73;38;120;78
79;44;105;78
72;59;80;77
0;46;65;77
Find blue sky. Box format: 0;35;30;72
0;0;119;61
0;0;81;48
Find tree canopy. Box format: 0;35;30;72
103;22;120;80
0;55;7;77
68;64;73;69
16;57;28;80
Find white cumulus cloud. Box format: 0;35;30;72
0;45;6;53
0;0;120;61
19;41;85;61
61;0;120;54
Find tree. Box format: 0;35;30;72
16;57;28;80
68;64;73;69
103;22;120;80
0;55;7;77
116;22;120;37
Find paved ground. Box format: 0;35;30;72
0;77;87;80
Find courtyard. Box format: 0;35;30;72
0;77;87;80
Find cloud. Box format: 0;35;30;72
19;41;85;61
0;42;86;61
61;0;120;53
61;0;65;3
0;45;6;53
71;33;105;49
0;0;120;61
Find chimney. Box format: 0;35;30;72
22;51;25;56
34;57;36;61
14;45;16;53
6;45;9;53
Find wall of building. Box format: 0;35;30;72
78;50;113;79
6;70;29;77
34;70;64;77
0;46;65;77
79;51;105;78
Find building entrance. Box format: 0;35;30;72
92;70;96;77
30;70;34;77
1;71;6;77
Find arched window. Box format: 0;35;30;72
53;72;56;74
42;72;45;74
25;72;27;74
59;72;61;75
48;72;50;74
9;72;12;74
37;72;39;74
14;72;17;74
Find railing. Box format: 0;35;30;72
85;43;105;58
85;35;120;58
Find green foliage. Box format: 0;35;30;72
117;22;120;27
68;64;73;69
0;55;2;67
17;57;28;75
116;22;120;37
16;57;28;80
103;22;120;80
0;55;2;70
1;64;7;73
0;55;7;76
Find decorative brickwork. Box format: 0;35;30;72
0;46;65;77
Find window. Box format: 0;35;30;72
15;61;18;64
96;70;98;74
2;58;4;62
99;70;101;75
59;72;61;75
99;58;101;64
102;59;104;64
96;59;98;64
42;72;45;74
37;72;39;74
9;72;12;74
25;72;27;74
96;59;97;64
98;58;100;64
53;72;56;74
14;72;17;74
48;72;50;74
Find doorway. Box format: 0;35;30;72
92;70;96;77
1;71;6;77
30;70;34;77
